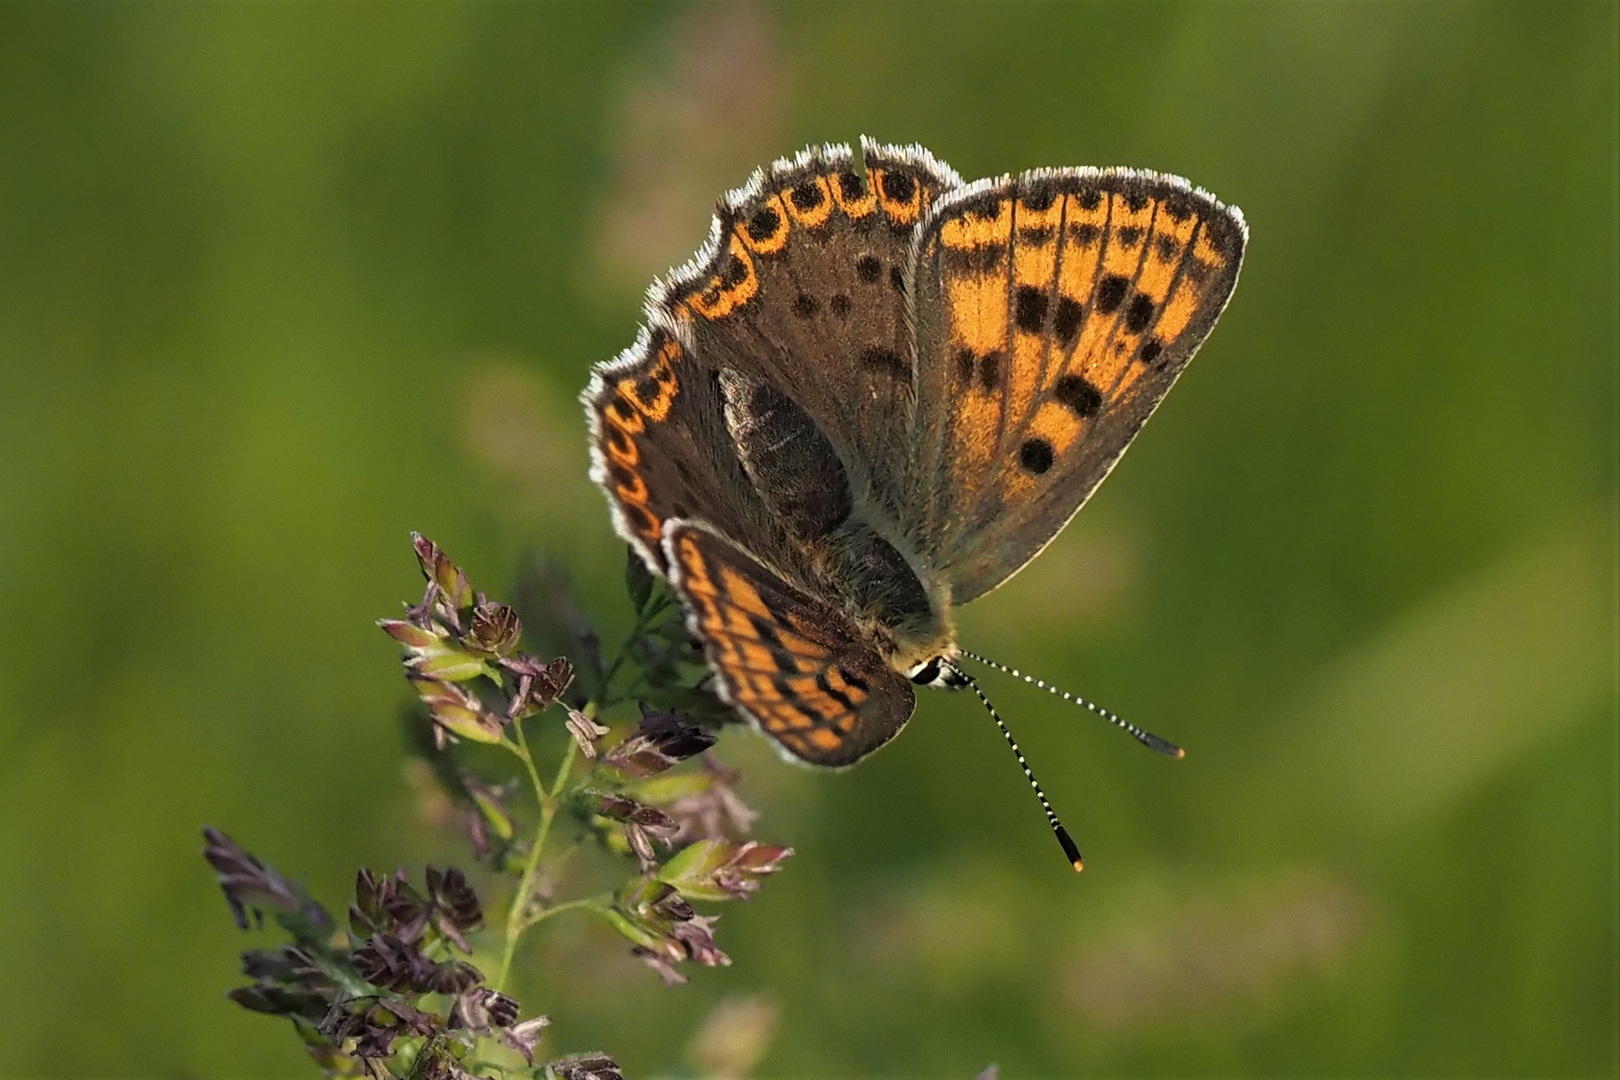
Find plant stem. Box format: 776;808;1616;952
490;617;639;993
495;718;556;994
521;893;611;932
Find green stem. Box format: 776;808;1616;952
488;594;658;994
495;720;556;994
520;893;611;933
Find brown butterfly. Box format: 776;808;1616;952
585;139;1245;868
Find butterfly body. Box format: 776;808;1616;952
586;139;1244;769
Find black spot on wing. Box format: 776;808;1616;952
1054;374;1102;418
1015;285;1048;333
1019;438;1055;475
879;171;915;201
943;244;1007;274
859;347;907;380
977;351;1002;392
1053;296;1084;346
1095;274;1129;315
747;205;780;243
1021;183;1057;212
790;180;825;211
1126;293;1156;334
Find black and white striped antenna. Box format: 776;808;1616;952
958;649;1184;759
943;661;1086;872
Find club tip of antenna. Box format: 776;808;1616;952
1141;732;1185;759
1055;825;1084;872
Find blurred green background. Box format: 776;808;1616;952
1;2;1614;1076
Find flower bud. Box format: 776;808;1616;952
565;709;610;758
604;708;716;777
409;676;506;745
465;601;522;658
380;619;492;682
412;533;473;610
657;840;792;903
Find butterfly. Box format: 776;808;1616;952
585;138;1245;867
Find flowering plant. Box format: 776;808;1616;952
205;535;791;1077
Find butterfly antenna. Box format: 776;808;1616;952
945;661;1085;872
958;649;1184;759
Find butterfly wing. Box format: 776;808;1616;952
905;169;1247;602
654;138;961;520
663;520;915;768
584;319;802;577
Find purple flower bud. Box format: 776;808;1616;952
604;708;717;777
465;601;522;658
412;533;474;611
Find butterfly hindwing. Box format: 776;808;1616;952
663;520;916;768
656;139;962;520
906;169;1247;602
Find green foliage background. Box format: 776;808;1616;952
0;2;1614;1075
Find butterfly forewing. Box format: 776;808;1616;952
654;140;961;520
663;520;916;768
906;170;1247;602
585;322;804;577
